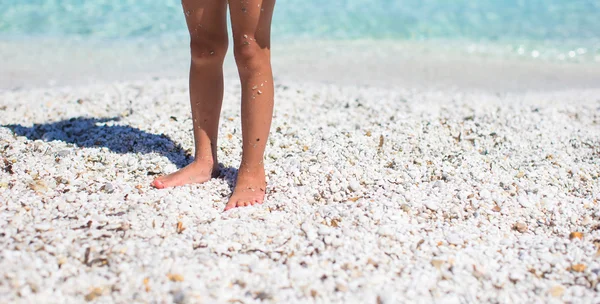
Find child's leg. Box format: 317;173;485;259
224;0;276;210
152;0;228;189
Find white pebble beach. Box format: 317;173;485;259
1;74;600;303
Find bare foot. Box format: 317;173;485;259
224;166;266;211
151;160;219;189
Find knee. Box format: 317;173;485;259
190;34;228;63
233;35;270;68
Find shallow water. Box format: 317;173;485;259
2;1;600;90
1;0;599;62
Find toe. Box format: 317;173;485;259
224;200;237;211
151;179;165;189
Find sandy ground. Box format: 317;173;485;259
1;78;599;303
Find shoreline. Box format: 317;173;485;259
2;38;600;92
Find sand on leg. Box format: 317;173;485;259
224;0;276;211
152;0;229;189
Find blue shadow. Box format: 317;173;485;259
4;117;192;169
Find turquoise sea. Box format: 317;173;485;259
1;0;599;62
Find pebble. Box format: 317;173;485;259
56;150;70;157
509;272;524;282
102;182;115;193
0;79;598;303
29;181;48;193
518;196;533;208
65;194;76;203
56;202;68;212
308;165;320;174
549;285;565;297
46;179;57;189
377;226;394;237
400;204;411;213
425;201;439;211
582;216;592;225
348;180;360;192
479;189;491;199
514;222;528;233
34;224;51;231
446;234;462;246
318;227;332;236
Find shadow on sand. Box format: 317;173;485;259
4;116;239;189
4;116;192;167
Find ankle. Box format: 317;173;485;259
192;156;215;166
239;161;264;170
